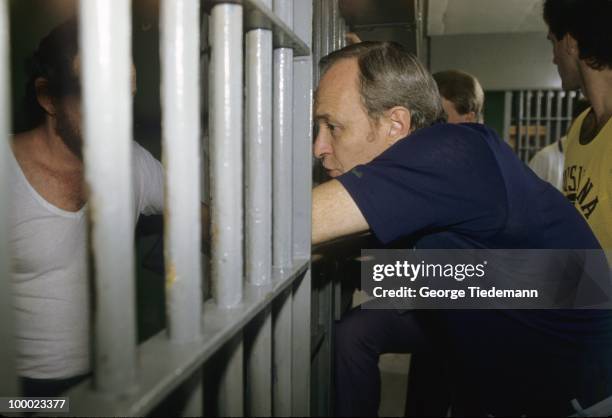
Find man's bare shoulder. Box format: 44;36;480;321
10;128;86;212
11;129;41;164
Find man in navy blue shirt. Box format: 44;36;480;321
311;41;612;416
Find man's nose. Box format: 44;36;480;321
313;133;331;159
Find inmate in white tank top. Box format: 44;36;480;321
8;141;164;379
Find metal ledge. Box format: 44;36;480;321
66;259;310;417
204;0;311;56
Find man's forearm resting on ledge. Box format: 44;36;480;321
311;179;369;245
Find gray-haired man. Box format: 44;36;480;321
311;41;612;416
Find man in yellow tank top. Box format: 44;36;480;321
544;0;612;253
563;109;612;250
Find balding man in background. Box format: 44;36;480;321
433;69;485;124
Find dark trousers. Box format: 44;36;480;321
404;353;451;417
333;306;447;417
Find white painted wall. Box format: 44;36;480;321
428;0;546;36
429;32;562;90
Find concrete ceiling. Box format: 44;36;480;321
339;0;418;49
428;0;547;36
339;0;415;26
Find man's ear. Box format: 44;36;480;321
563;33;579;57
35;78;55;116
464;111;478;123
386;106;412;143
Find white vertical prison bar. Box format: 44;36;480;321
545;91;553;146
209;4;244;416
161;0;202;343
245;0;273;414
210;4;244;308
535;90;542;152
217;337;245;416
292;0;313;262
313;0;322;86
555;91;564;145
273;0;294;270
518;91;524;155
273;0;294;413
0;0;18;397
245;26;273;286
525;91;531;162
321;0;331;58
272;0;293;416
80;0;137;392
291;0;313;413
246;310;272;416
180;370;204;416
331;0;340;51
292;272;311;415
273;289;293;415
503;91;512;143
566;91;575;133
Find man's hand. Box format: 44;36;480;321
312;179;369;245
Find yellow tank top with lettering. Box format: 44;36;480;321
563;108;612;251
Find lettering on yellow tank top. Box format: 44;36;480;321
563;108;612;250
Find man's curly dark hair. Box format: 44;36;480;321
543;0;612;71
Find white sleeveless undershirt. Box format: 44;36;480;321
8;141;164;379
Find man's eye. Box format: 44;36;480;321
327;123;336;133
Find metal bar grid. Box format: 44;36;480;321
242;0;309;56
508;89;581;162
67;260;309;416
56;0;312;415
1;0;313;414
